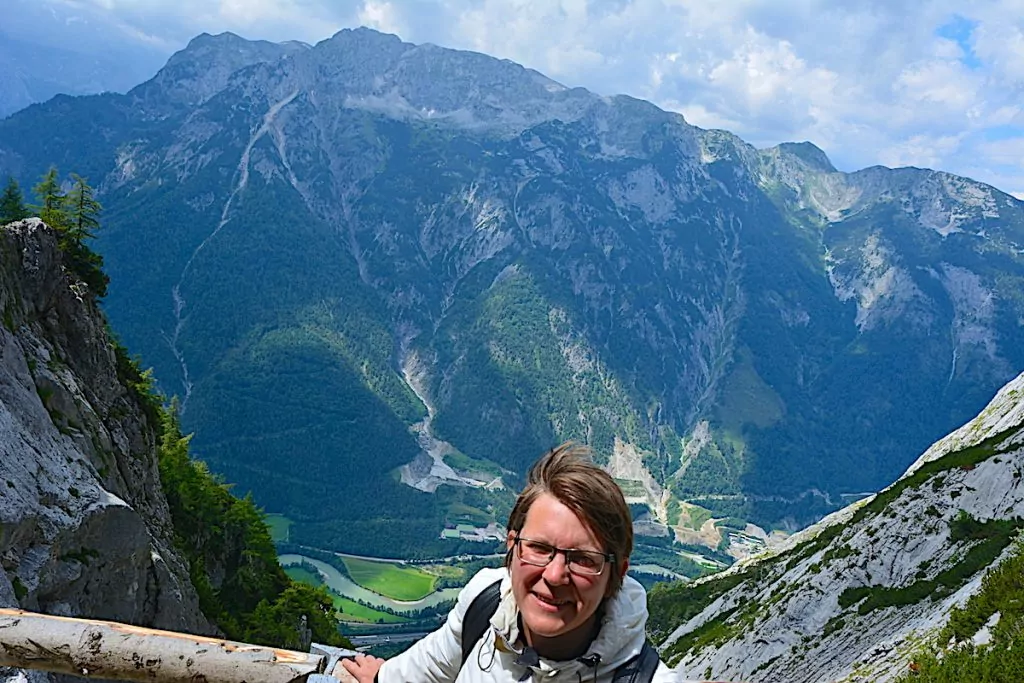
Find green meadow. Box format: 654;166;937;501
332;595;410;624
284;564;321;586
341;557;436;601
265;513;293;543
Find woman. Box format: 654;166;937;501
340;442;679;682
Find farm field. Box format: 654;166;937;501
342;557;436;601
333;595;411;624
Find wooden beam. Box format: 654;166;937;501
0;608;328;682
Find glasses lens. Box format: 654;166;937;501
518;539;555;566
567;550;605;575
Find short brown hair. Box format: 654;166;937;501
505;441;633;595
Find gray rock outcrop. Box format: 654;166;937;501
0;219;210;669
660;370;1024;682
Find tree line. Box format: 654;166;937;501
1;169;107;295
151;392;349;650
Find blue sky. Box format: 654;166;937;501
13;0;1024;197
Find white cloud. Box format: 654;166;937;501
895;60;977;111
977;137;1024;166
880;133;966;169
358;1;407;37
973;19;1024;83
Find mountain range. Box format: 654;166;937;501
0;28;1022;558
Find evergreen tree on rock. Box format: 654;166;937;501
66;173;102;243
0;176;29;224
32;167;108;296
32;167;68;231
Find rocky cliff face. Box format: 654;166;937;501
654;371;1024;683
0;219;208;650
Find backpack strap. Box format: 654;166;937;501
459;578;502;670
612;640;660;683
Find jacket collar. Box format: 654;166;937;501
487;570;649;678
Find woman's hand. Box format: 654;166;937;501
337;653;385;683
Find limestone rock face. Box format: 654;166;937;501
659;371;1024;683
0;219;209;636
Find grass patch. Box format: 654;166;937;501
615;478;647;498
648;568;749;646
284;564;410;623
662;606;741;660
684;504;713;530
713;348;784;431
422;564;465;580
442;450;504;479
838;515;1024;615
897;537;1024;682
446;502;492;525
265;514;292;543
332;595;411;624
341;557;436;601
12;576;27;601
667;498;682;527
284;564;323;587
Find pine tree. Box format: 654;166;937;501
33;167;108;296
65;173;102;243
32;167;68;231
0;176;29;224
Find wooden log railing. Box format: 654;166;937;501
0;608;357;682
0;608;742;683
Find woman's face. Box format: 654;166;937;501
507;493;613;649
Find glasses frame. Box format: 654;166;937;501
512;534;615;577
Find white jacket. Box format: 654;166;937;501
377;567;682;682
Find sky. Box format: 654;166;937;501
11;0;1024;198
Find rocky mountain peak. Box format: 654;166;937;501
137;30;307;108
324;25;408;51
776;141;836;173
175;30;309;63
756;138;1023;248
302;27;597;134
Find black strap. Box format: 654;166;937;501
460;578;502;668
458;578;660;683
611;641;660;683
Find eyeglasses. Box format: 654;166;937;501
513;535;614;576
